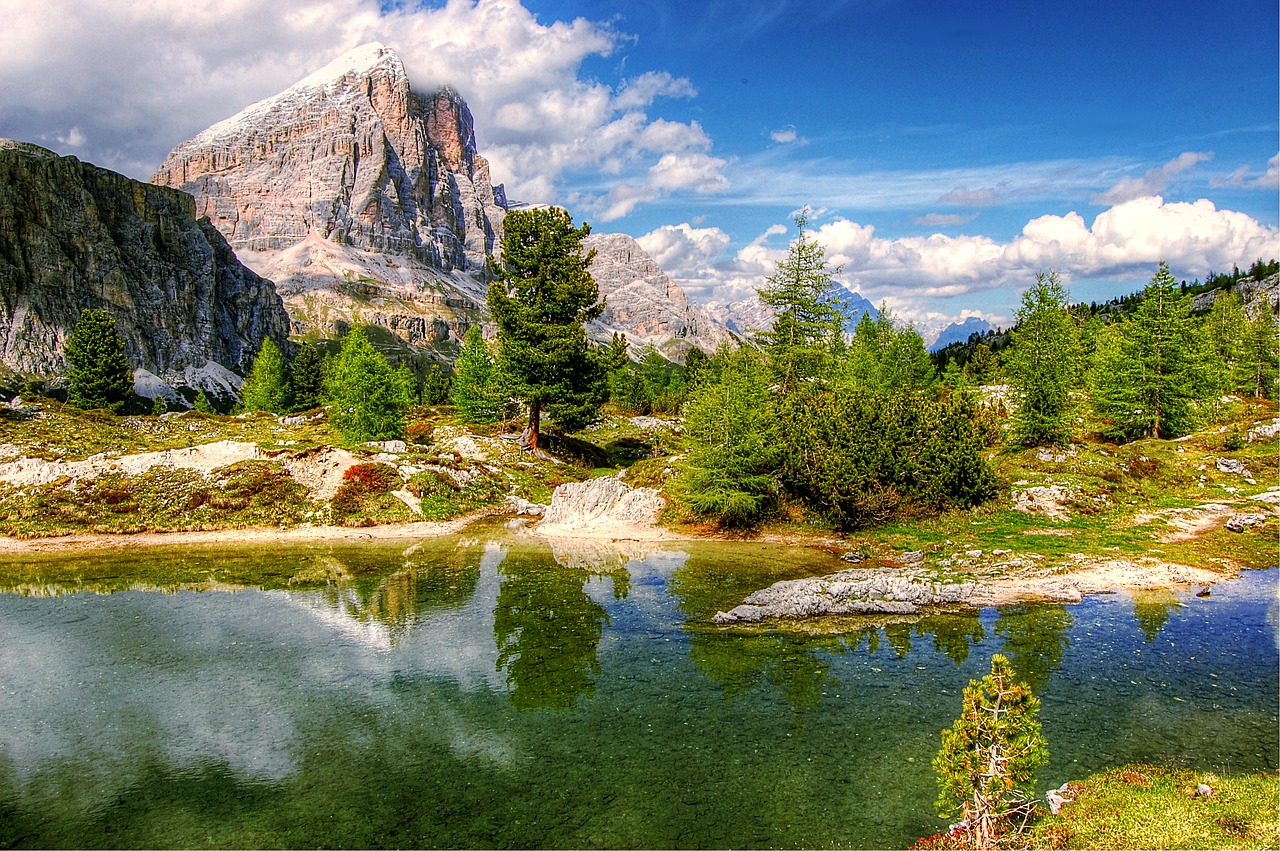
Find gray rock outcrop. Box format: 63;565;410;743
584;232;737;360
713;567;978;623
537;474;665;537
0;139;291;387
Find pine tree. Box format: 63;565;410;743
325;328;413;442
934;654;1048;849
1094;262;1204;440
64;308;133;412
451;325;506;423
239;337;288;413
1004;272;1082;446
287;342;326;412
757;207;843;391
193;389;215;414
487;207;606;451
1202;291;1249;397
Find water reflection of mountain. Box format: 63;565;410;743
303;543;485;646
493;545;631;710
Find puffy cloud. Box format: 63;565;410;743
0;0;720;216
636;223;731;272
652;196;1278;313
769;125;805;145
1093;151;1213;205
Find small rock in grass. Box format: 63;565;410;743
1225;513;1267;533
901;550;924;565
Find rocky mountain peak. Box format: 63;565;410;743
153;42;505;276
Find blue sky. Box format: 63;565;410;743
1;0;1276;328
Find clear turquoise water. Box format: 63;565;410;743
0;527;1274;849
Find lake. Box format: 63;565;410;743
0;522;1275;849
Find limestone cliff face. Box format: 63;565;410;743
584;232;738;360
153;42;505;277
0;140;292;383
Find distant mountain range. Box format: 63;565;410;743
928;316;993;352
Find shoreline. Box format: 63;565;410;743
0;514;494;554
0;513;1258;619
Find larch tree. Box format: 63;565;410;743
757;207;843;391
65;308;133;412
1004;272;1082;446
239;337;288;413
934;654;1048;849
1093;262;1204;440
1242;309;1278;399
487;207;606;452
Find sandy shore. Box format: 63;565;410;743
0;515;492;554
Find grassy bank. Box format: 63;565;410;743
1021;764;1279;850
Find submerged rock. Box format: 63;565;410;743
712;567;977;623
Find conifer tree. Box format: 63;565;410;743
451;325;506;423
1005;273;1081;445
287;342;326;412
239;337;288;413
962;343;999;385
325;328;413;442
757;207;843;391
1093;262;1204;440
421;363;452;406
674;346;778;528
65;308;133;412
934;654;1048;849
193;389;215;414
1242;309;1278;400
487;207;606;451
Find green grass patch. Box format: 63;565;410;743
1020;764;1279;850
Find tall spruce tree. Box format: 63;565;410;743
324;328;413;442
1093;261;1203;440
1005;272;1081;446
451;325;506;423
65;308;133;412
239;337;288;413
287;342;325;412
487;207;606;451
757;207;843;391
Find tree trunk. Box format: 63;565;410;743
525;399;541;453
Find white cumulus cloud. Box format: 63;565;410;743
651;196;1278;315
0;0;723;216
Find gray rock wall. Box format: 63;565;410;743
0;140;292;377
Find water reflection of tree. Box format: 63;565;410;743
311;543;483;643
994;604;1073;693
493;551;629;710
1131;588;1180;643
689;631;838;713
